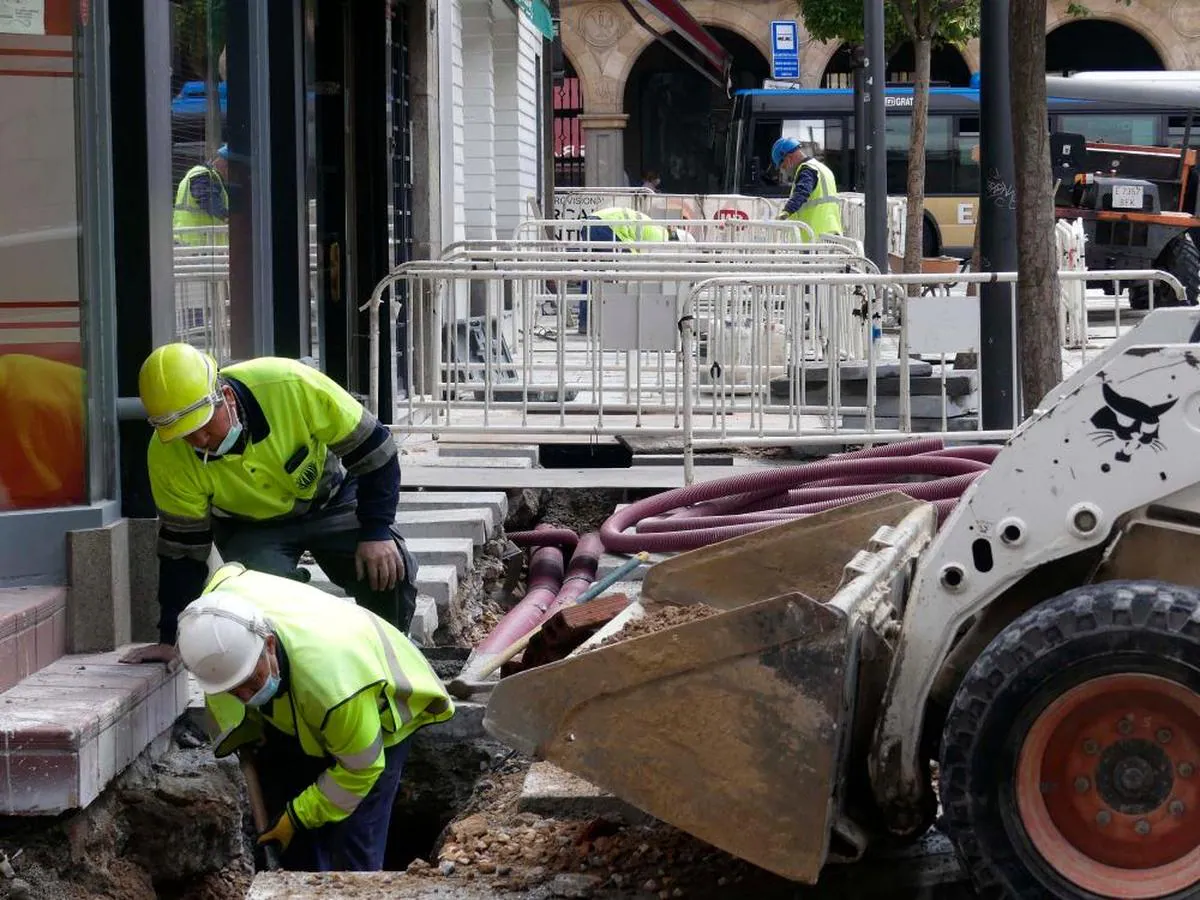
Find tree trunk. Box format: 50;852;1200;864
1010;0;1062;409
902;34;932;293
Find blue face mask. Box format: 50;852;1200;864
245;670;280;708
205;421;243;461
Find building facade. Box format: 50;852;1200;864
555;0;1200;192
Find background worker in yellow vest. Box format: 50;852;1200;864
174;144;231;246
771;137;843;240
576;207;689;333
120;343;417;667
176;564;454;871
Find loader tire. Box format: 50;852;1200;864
939;581;1200;899
1129;235;1200;310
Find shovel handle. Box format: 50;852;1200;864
239;752;283;872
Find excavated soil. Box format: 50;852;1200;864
597;604;718;647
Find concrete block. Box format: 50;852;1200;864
408;595;439;647
518;762;649;822
398;490;509;524
419;700;486;742
436;443;539;465
0;646;187;814
0;586;67;693
127;518;160;644
596;552;670;582
414;565;459;613
403;455;533;469
66;518;131;653
395;508;493;546
404;537;474;576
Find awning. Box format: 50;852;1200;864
516;0;556;41
630;0;731;80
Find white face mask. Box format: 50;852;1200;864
203;398;243;462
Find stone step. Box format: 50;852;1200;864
402;455;533;470
409;595;440;647
404;537;474;577
398;490;509;527
0;647;188;814
0;586;67;693
414;564;459;615
395;508;494;546
436;443;540;466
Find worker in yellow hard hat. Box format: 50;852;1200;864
120;343;417;667
0;353;86;510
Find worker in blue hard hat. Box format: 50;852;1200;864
771;137;843;240
174;143;231;246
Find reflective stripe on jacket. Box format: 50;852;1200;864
173;164;229;246
202;564;454;829
784;158;843;239
148;357;389;560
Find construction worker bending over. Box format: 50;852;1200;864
771;138;843;240
177;564;454;870
576;208;691;333
121;344;417;667
174;144;231;247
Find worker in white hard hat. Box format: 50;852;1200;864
178;563;454;871
120;343;417;669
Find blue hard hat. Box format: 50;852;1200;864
771;137;802;169
217;144;230;160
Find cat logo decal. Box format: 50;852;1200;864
1089;382;1177;465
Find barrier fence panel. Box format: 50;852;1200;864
515;216;818;245
362;259;1183;481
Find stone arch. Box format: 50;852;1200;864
1045;1;1188;71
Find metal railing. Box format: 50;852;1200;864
513;216;816;245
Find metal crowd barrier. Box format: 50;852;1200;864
513;216;817;245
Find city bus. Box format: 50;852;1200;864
722;75;1200;257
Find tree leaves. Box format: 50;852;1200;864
794;0;979;50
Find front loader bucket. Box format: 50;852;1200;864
483;493;936;883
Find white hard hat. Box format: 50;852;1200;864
176;589;270;694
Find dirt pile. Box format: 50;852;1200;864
0;723;253;900
398;758;795;899
596;604;718;647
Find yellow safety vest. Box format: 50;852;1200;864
592;207;671;243
173;164;229;247
784;158;843;240
148;357;376;552
201;564;454;828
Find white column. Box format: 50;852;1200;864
461;0;496;239
492;2;541;237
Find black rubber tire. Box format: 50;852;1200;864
939;580;1200;900
1129;235;1200;310
923;216;940;258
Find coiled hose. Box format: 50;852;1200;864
469;438;998;661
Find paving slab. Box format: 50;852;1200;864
436;443;540;465
518;761;650;823
0;586;66;694
409;595;439;647
395;508;493;545
595;552;670;582
401;455;534;469
405;537;474;576
414;564;459;613
399;463;779;490
398;490;509;523
246;872;506;899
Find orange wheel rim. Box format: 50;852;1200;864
1016;673;1200;898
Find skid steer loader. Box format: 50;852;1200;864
484;307;1200;897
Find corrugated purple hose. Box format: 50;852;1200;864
599;439;1000;554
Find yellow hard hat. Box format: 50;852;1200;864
138;343;221;442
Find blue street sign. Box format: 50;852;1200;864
770;20;800;80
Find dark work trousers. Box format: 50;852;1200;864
212;501;418;632
255;724;412;871
578;217;621;333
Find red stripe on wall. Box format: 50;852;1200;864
0;322;77;330
0;301;79;308
43;0;74;37
0;69;73;77
0;48;73;57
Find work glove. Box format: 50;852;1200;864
258;805;299;853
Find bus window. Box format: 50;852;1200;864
746;119;785;190
955;116;980;195
1059;113;1160;146
1168;115;1198;149
885;114;954;194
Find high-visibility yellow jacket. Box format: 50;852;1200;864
173;164;230;246
591;207;672;243
202;564;454;830
149;356;400;644
0;354;85;509
782;158;843;240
